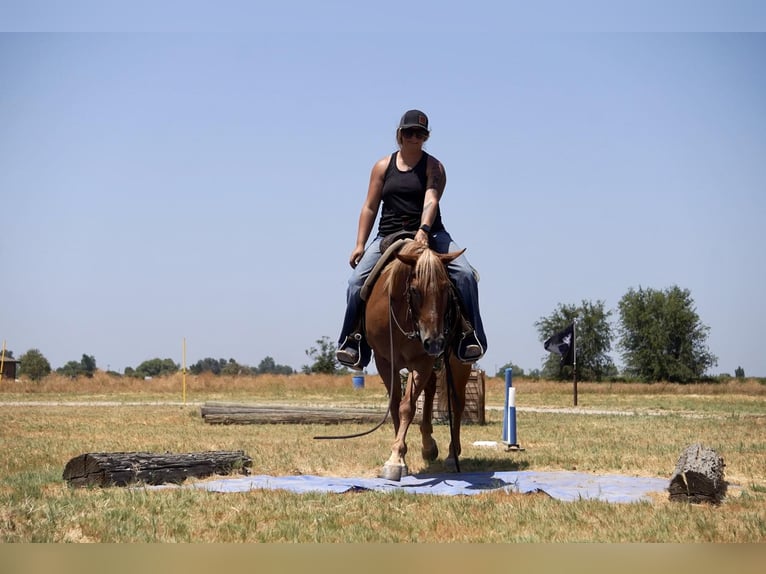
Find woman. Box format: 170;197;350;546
335;109;487;370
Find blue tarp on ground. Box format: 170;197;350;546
149;471;669;503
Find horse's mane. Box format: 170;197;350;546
384;241;448;295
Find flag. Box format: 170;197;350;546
544;323;575;366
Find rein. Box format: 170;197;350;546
312;291;403;442
314;248;463;467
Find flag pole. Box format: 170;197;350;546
572;321;578;406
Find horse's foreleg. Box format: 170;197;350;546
381;369;426;481
444;362;470;472
419;370;438;462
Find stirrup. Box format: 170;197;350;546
336;334;363;371
457;331;484;364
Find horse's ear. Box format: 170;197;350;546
438;248;466;264
396;252;420;266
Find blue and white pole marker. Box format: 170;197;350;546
502;367;524;451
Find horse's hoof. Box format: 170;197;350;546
422;442;439;462
380;464;408;481
444;457;458;473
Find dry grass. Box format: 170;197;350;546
1;372;764;542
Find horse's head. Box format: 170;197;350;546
395;243;466;357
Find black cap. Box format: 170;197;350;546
399;109;429;131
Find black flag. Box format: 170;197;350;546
544;323;575;366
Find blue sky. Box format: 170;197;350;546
2;3;765;377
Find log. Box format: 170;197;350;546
200;402;385;425
668;443;727;504
63;450;252;488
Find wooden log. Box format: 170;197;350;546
668;443;727;504
200;402;385;425
63;450;252;488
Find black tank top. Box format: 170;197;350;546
378;151;445;237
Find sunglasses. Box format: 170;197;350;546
401;127;428;140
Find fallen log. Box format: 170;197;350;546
63;450;252;488
668;443;727;504
200;402;386;425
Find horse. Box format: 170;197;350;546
364;240;473;481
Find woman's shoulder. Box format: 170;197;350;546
425;153;444;172
372;152;396;173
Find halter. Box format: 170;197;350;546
388;267;463;357
388;274;419;340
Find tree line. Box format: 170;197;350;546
6;344;336;382
3;350;300;381
4;284;747;384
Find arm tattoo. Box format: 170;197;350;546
426;160;445;198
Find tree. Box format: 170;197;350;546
130;358;180;379
19;348;52;381
735;366;745;379
256;356;295;375
495;362;525;378
617;285;717;383
189;357;226;375
221;358;247;376
535;300;615;381
302;336;345;375
58;354;98;378
80;354;97;377
57;360;84;378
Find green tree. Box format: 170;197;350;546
495;362;525;378
535;300;615;381
256;356;295;375
189;357;226;375
221;358;248;376
57;354;98;378
735;366;745;379
19;348;52;381
80;354;97;377
130;358;180;379
302;336;345;375
617;285;717;383
57;360;84;378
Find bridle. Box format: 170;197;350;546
388;268;462;348
314;251;465;474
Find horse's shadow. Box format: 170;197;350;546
405;456;531;493
423;454;530;474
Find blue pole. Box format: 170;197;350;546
502;367;519;448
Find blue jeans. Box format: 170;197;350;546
337;230;487;366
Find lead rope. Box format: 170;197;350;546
444;349;461;474
313;291;398;441
440;290;462;473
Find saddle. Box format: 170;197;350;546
353;230;479;362
359;231;416;302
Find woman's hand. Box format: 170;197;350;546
349;245;365;268
415;229;429;246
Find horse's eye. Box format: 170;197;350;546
409;286;421;305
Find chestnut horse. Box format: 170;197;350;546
365;240;473;481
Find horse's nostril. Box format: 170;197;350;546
422;336;445;356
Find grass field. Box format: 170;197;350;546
1;372;764;542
